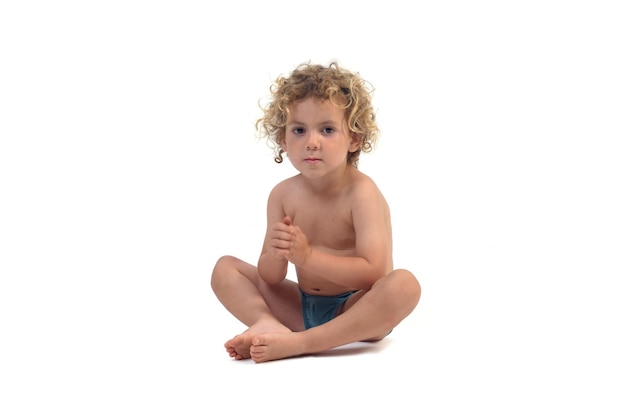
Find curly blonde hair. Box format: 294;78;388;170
256;62;379;168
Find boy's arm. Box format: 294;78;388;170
257;185;290;285
258;240;289;285
287;184;390;290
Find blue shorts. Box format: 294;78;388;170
300;289;357;329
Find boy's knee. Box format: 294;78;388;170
211;255;237;287
214;255;237;269
392;269;421;304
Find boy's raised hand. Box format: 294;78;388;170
282;216;312;266
268;216;293;259
269;216;311;265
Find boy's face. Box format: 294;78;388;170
281;98;360;179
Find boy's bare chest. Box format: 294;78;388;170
286;198;355;250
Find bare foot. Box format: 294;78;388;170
250;332;308;363
224;320;291;360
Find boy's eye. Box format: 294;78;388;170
293;127;305;135
322;127;335;134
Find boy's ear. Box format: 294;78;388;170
349;133;361;152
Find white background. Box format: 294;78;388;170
1;1;625;416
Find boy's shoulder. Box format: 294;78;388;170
267;174;300;200
272;174;300;190
349;170;384;199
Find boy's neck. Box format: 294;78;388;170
299;164;357;196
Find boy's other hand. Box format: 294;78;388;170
268;216;295;260
282;216;312;267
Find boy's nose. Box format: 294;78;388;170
305;134;320;150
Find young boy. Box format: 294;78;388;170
211;62;421;363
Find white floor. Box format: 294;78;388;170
2;2;625;416
3;233;623;416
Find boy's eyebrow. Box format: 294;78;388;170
286;119;341;126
